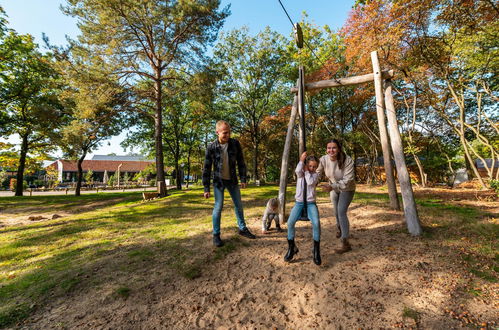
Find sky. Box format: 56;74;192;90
1;0;355;158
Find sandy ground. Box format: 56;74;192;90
17;196;497;329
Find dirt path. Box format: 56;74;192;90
20;199;497;329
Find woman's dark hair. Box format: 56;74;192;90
328;139;346;169
305;155;319;164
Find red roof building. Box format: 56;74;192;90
46;159;154;183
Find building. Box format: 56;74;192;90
91;155;152;162
46;158;154;183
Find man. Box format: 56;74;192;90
203;120;256;247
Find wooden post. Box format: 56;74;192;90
278;92;299;224
384;79;422;236
371;51;400;211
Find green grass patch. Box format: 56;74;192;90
115;286;131;298
469;269;497;283
0;303;32;328
401;306;420;323
182;265;202;279
353;191;390;206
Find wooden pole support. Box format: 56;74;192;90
384;79;422;236
278;91;299;224
371;51;400;211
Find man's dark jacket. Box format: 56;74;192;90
202;138;247;193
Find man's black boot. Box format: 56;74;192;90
284;239;299;262
313;240;322;265
213;234;224;247
238;227;256;239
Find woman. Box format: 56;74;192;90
317;139;356;253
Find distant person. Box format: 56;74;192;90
261;197;282;234
284;152;322;266
317;139;356;254
202;120;256;247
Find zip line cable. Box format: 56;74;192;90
277;0;295;27
276;0;337;80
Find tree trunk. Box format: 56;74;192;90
253;126;259;181
384;79;422;236
186;148;192;189
75;151;87;196
446;82;487;188
154;73;167;196
175;158;181;190
412;152;426;187
371;51;400;210
15;134;29;196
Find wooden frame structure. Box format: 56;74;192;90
278;51;422;236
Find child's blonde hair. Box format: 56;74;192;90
216;120;230;131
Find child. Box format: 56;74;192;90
261;197;281;234
284;152;322;265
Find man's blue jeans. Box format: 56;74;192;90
212;180;246;235
287;201;321;241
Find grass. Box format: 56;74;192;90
0;183;497;327
0;185;290;327
402;306;420;324
115;287;131;298
0;191;143;214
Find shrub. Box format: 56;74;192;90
9;178;16;191
489;179;499;193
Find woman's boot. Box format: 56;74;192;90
313;240;321;265
335;238;352;254
284;239;299;262
335;225;342;239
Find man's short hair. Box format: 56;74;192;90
216;120;230;131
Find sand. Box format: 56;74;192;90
18;194;497;329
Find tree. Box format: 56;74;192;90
63;0;229;196
0;31;64;196
341;0;498;188
123;71;211;190
84;169;94;185
213;27;289;180
53;45;128;196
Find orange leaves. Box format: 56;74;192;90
341;0;435;74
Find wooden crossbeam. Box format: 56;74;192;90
290;70;394;93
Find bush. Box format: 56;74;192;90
33;180;44;187
1;176;10;190
9;178;16;191
107;174;116;186
489;179;499;193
